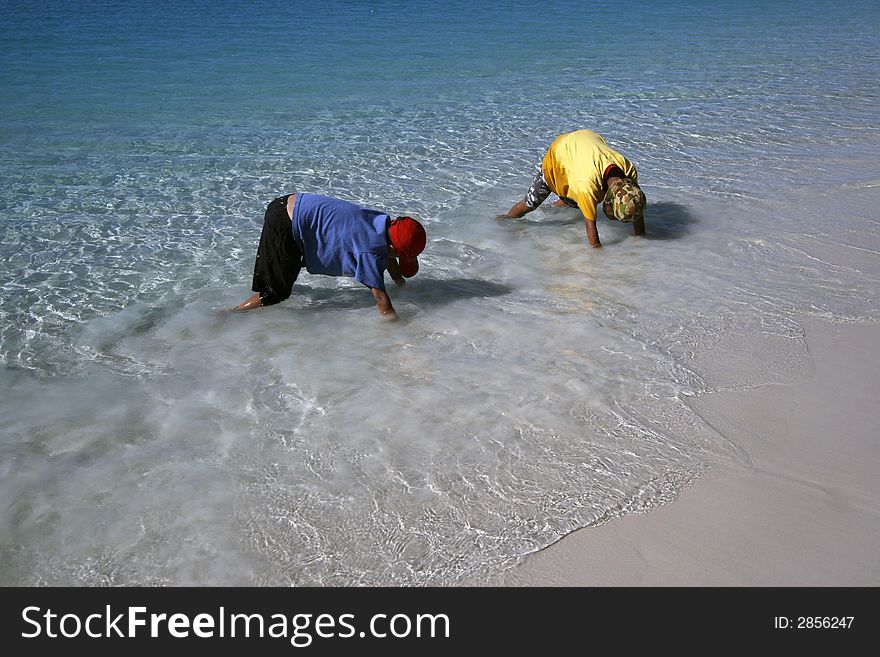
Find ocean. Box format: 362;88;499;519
1;0;878;585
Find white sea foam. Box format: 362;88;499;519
3;179;877;584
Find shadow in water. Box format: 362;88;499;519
497;201;698;241
514;204;581;227
642;201;699;240
405;278;513;307
289;278;514;311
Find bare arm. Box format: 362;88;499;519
232;292;264;311
386;256;406;286
585;219;601;248
633;216;645;236
501;199;533;219
371;287;398;320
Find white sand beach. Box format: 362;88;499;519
499;318;880;586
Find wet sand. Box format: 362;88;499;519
498;318;880;586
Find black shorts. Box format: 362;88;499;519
251;194;303;306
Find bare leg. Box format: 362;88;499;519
233;293;263;311
550;199;567;207
633;217;645;236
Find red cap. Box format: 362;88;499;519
389;216;426;278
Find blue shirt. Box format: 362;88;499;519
290;193;390;291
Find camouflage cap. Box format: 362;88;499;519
602;179;646;223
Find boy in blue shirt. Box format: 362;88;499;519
234;193;426;320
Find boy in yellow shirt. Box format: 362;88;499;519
501;130;646;248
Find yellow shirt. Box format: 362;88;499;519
541;130;638;221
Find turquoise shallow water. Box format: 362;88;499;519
1;0;879;584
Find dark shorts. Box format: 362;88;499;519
524;168;578;210
251;194;303;306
